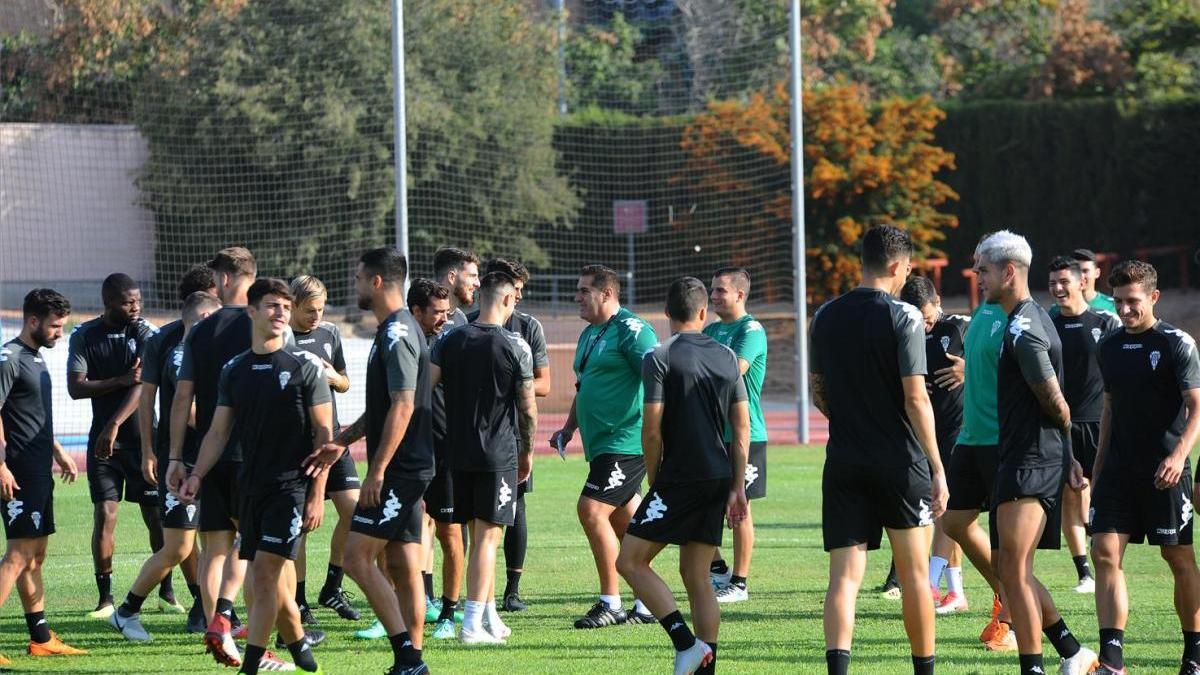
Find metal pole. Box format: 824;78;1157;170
392;0;409;259
627;233;636;306
556;0;567;115
790;0;810;444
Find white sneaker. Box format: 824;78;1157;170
1060;646;1099;675
460;626;506;646
934;591;969;615
673;640;713;675
1073;577;1096;594
715;584;748;603
709;569;732;589
484;609;511;640
107;611;153;641
256;651;297;671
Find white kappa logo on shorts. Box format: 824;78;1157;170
745;463;760;487
606;463;626;491
31;512;40;531
641;492;668;524
498;478;513;511
917;499;933;527
288;507;303;543
379;490;401;524
164;492;180;514
1150;350;1162;371
1183;495;1193;528
6;499;23;525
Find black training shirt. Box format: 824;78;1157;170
430;322;534;472
142;320;186;460
927;315;969;442
365;309;434;480
68;316;157;450
810;288;928;468
642;332;747;482
292;322;346;429
1098;321;1200;473
216;348;331;493
1052;308;1120;423
0;338;54;479
178;306;251;463
998;298;1067;471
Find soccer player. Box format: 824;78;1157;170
809;225;946;675
1048;255;1120;594
319;247;434;675
1049;249;1117;316
178;278;334;675
703;267;767;605
617;276;751;675
434;246;481;335
550;264;659;629
1090;260;1200;675
0;289;86;663
900;276;972;615
109;289;222;642
469;258;551;612
166;246;258;667
431;271;538;645
974;230;1096;675
288;275;361;624
67;272;163;619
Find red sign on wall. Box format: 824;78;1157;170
613;200;648;234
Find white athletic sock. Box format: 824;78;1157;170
947;567;964;595
599;594;622;611
463;600;485;633
633;599;650;616
485;600;505;627
928;556;948;589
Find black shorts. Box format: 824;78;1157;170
627;478;730;547
351;476;427;543
158;464;199;530
822;458;933;552
325;451;360;497
990;464;1064;550
936;431;959;469
452;469;520;527
199;461;242;533
87;449;157;505
2;476;55;539
580;454;645;507
1070;422;1101;479
238;485;307;561
744;441;768;500
946;444;999;512
1092;463;1194;546
423;465;455;524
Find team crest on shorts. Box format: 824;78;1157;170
31;512;41;531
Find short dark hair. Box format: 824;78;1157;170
580;264;621;297
900;276;938;309
713;267;751;294
479;271;516;306
485;258;530;284
101;273;138;304
1109;260;1158;293
1048;255;1082;278
360;247;408;288
433;247;481;279
182;291;221;322
178;265;217;302
23;288;71;320
666;276;708;322
1071;248;1098;263
861;225;913;272
247;278;293;307
207;246;257;278
406;278;450;310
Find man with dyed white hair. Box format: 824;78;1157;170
974;230;1097;675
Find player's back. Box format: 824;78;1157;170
810;288;926;468
182;306;251;440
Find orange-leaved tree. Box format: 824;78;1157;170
676;83;958;304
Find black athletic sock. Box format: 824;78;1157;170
695;642;717;675
287;637;319;672
295;581;308;610
504;569;522;598
187;582;202;602
324;564;344;593
503;495;528;571
422;572;434;601
230;606;241;627
118;592;147;618
437;596;458;623
215;597;235;622
826;649;850;675
912;654;935;675
730;575;747;589
1019;653;1044;675
1185;630;1200;663
25;611;50;643
659;611;695;651
240;644;266;675
710;559;729;576
1072;555;1092;581
1044;618;1082;659
159;569;175;598
1099;628;1124;668
95;572;113;605
885;559;899;586
389;632;419;666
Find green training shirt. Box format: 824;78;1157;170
957;302;1005;446
573;306;658;461
704;314;769;443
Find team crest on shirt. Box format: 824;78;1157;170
990;320;1002;337
1150;350;1162;371
1008;316;1032;343
1091;327;1102;343
127;338;137;355
596;339;608;354
939;336;951;352
278;371;292;390
30;512;40;531
323;343;333;359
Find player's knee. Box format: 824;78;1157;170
1160;546;1198;576
1090;543;1120;572
615;548;640;578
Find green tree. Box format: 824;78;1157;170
564;12;665;114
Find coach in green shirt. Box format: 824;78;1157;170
703;267;768;604
551;265;658;629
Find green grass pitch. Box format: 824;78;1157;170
0;446;1188;673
